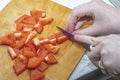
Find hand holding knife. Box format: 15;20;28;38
56;26;93;51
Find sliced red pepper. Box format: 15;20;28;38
45;54;58;65
7;32;16;44
16;23;24;31
33;37;40;47
28;56;42;69
55;32;68;44
13;57;27;76
23;47;36;58
39;17;53;25
22;23;34;28
39;38;50;45
15;32;30;49
37;62;48;72
37;49;48;60
25;30;37;44
34;21;43;33
43;44;60;54
0;36;16;47
22;16;36;25
25;40;37;53
43;44;53;52
30;10;46;22
49;34;57;45
30;69;45;80
23;27;33;32
7;47;19;60
19;54;28;64
57;36;68;44
51;46;60;54
15;14;30;25
14;32;22;40
15;38;26;49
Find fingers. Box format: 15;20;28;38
74;35;106;46
75;20;87;29
66;4;94;32
73;23;103;36
87;43;103;67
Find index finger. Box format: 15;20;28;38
74;35;106;46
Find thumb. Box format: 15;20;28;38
74;35;106;46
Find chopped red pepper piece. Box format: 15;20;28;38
30;10;46;22
30;69;45;80
51;46;60;54
39;38;50;45
15;14;30;25
56;32;68;44
25;30;37;44
25;40;37;53
57;36;68;44
13;57;27;76
7;47;19;60
23;47;36;58
28;56;42;69
22;23;34;28
45;54;58;65
15;33;28;49
43;44;60;54
49;34;57;45
0;35;16;47
16;23;24;31
37;49;48;60
14;32;22;40
34;21;43;33
22;17;36;25
19;54;28;64
37;62;48;72
39;17;53;25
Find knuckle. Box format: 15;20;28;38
87;52;94;61
103;61;111;68
100;49;108;56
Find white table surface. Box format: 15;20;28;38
0;0;113;80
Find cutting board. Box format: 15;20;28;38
0;0;88;80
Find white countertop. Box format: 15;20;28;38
0;0;113;80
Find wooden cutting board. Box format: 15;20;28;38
0;0;89;80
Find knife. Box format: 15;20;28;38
56;26;91;51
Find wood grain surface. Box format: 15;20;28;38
0;0;88;80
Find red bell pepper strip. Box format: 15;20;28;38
30;69;45;80
22;17;36;25
39;17;53;25
15;14;30;25
30;10;46;22
23;47;36;58
28;56;42;69
37;62;48;72
45;54;58;65
13;57;27;76
34;21;43;33
7;47;19;60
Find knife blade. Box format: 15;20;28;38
56;26;91;51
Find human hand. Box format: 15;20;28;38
66;0;120;36
74;34;120;79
